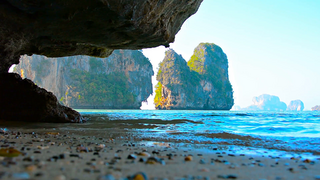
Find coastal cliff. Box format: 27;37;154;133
154;43;234;110
14;50;153;109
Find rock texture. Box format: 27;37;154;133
0;0;203;122
0;0;203;73
14;50;153;109
311;105;320;111
154;43;234;110
287;100;304;111
0;73;85;122
243;94;287;111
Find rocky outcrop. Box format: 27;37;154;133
0;0;203;122
0;0;203;73
311;105;320;111
287;100;304;111
154;43;234;110
243;94;287;111
14;50;153;109
0;73;85;122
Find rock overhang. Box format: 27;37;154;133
0;0;203;72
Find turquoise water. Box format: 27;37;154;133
69;110;320;155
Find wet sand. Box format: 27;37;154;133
0;130;320;180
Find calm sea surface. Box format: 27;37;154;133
3;110;320;157
77;110;320;155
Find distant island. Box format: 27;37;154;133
235;95;306;111
154;43;234;110
287;100;304;111
241;94;287;111
14;50;154;109
311;105;320;111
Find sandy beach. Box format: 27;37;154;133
0;129;319;180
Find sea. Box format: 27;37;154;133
3;110;320;158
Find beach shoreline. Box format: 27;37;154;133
1;129;319;180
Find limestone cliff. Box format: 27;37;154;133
287;100;304;111
154;43;234;110
14;50;153;109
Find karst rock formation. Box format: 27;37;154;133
0;0;203;122
155;43;234;110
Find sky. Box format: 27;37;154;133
141;0;320;110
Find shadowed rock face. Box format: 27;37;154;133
0;0;203;122
0;73;86;122
0;0;203;72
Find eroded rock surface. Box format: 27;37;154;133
154;43;234;110
14;50;153;109
0;0;203;72
0;0;203;122
0;73;85;122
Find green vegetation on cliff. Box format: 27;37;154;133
70;69;136;106
154;43;234;110
154;81;163;107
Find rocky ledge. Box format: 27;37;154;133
0;73;85;122
0;0;203;122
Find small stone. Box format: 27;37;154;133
70;154;80;158
35;172;43;177
217;174;237;179
303;159;312;163
185;156;193;161
37;146;49;150
127;154;137;160
228;154;235;157
137;152;151;157
200;168;210;172
25;165;37;171
199;159;206;164
146;157;164;165
129;172;148;180
23;157;34;162
288;168;295;172
53;175;67;180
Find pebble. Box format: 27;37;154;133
185;156;193;161
199;159;206;164
25;165;37;171
217;174;237;179
127;154;137;159
200;168;210;172
146;157;164;165
314;175;320;180
138;152;151;157
129;172;148;180
53;175;67;180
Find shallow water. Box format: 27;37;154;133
2;110;320;156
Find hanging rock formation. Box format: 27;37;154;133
0;0;203;122
287;100;304;111
14;50;153;109
154;43;234;110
